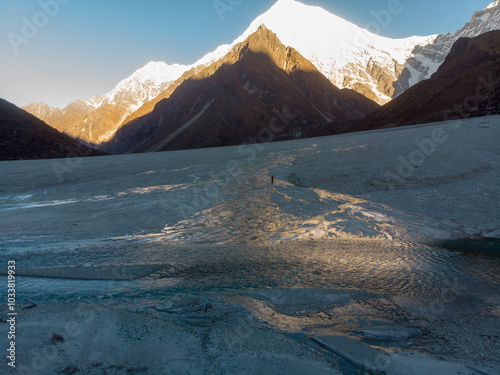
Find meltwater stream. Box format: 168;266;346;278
2;238;499;308
0;138;499;311
1;123;500;373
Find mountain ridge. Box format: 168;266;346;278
22;0;500;148
104;25;378;154
0;99;107;161
187;0;436;105
22;62;191;146
354;30;500;131
395;0;500;95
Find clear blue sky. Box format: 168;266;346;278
0;0;493;108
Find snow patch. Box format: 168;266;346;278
487;0;500;10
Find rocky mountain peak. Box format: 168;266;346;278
22;1;499;148
0;99;106;160
230;25;317;76
356;30;500;131
104;24;378;154
395;1;500;96
239;24;279;54
437;30;500;74
487;0;500;10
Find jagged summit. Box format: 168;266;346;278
192;0;434;104
105;24;378;154
23;101;57;117
0;99;106;160
23;0;499;147
21;61;191;145
396;1;500;95
356;30;500;131
110;61;190;95
89;61;190;109
487;0;500;10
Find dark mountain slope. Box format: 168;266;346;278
0;99;107;161
105;25;378;154
355;30;500;131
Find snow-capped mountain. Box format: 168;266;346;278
22;101;57;120
189;0;434;104
105;25;379;154
488;0;500;9
23;62;190;145
195;0;500;103
87;61;190;110
23;0;500;146
358;30;500;131
395;0;500;95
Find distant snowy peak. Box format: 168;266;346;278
238;0;364;50
457;1;500;40
398;0;500;95
124;61;190;87
86;0;499;108
84;61;190;110
196;0;433;104
23;0;500;146
198;0;500;103
23;61;192;145
197;0;429;66
23;101;55;119
73;0;430;108
196;0;361;67
487;0;500;10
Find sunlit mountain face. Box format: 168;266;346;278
22;0;500;149
1;2;499;374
